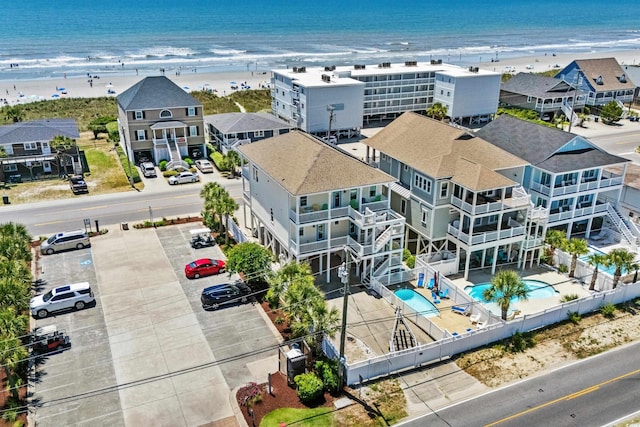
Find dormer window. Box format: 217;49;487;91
595;75;603;85
619;73;626;83
160;109;172;118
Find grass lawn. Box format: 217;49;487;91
260;407;334;427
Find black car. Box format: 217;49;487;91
200;281;252;310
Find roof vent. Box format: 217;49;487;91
324;65;336;72
468;66;479;73
404;61;417;67
321;74;331;83
430;59;443;65
292;66;306;73
378;62;391;68
354;64;366;70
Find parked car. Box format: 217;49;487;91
40;230;90;255
140;162;157;178
190;228;215;249
30;282;95;318
200;281;252;310
185;258;226;279
195;159;214;173
69;174;88;194
168;171;200;185
321;135;337;144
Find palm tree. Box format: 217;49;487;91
0;308;27;338
544;229;567;265
586;253;607;291
604;248;638;288
200;182;224;230
216;193;239;245
0;222;32;262
426;102;448;121
306;299;340;352
266;261;312;308
564;238;589;278
483;270;529;320
0;277;31;312
0;335;28;400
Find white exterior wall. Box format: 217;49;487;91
303;84;364;133
248;165;291;244
434;72;500;118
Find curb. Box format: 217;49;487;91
229;385;250;427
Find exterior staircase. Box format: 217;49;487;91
561;99;581;127
165;139;190;171
606;203;638;249
615;100;628;119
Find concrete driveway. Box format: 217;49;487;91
32;224;280;426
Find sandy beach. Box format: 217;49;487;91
1;50;640;107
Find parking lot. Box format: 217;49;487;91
33;223;280;426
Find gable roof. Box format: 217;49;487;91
238;131;394;195
363;112;526;191
561;58;637;91
117;76;202;111
476;114;629;173
0;119;79;144
501;73;575;99
204;112;292;134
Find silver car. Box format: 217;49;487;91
168;171;200;185
195;159;214;173
30;282;95;318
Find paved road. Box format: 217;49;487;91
589;128;640;160
0;176;243;237
398;340;640;427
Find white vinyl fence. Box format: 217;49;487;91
227;217;248;244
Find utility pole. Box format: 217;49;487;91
337;247;350;387
327;105;335;140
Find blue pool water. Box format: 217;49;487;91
579;248;623;276
395;289;439;318
465;280;558;302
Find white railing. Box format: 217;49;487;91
447;224;525;245
530;181;551;196
451;196;503;215
606;204;637;249
226;217;248;244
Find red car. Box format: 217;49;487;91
185;258;226;279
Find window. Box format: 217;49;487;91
300;196;307;207
440;182;449;199
414;173;431;193
187;107;196;116
3;165;17;172
403;164;409;171
23;142;37;150
527;96;532;103
488;215;498;224
160;109;172;118
134;111;144;120
254;130;265;138
136;130;145;141
253;166;258;182
421;209;429;226
189;126;198;136
400;199;406;214
299;228;304;236
369;186;376;197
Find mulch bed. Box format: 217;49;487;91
260;302;293;341
0;368;27;427
238;372;336;426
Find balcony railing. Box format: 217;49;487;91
522;237;544;249
547;202;608;223
447;223;525;246
531;175;623;197
290;236;349;256
451;196;504;215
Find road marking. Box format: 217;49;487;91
484;368;640;426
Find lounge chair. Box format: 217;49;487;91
416;273;425;288
431;291;441;304
428;278;435;289
469;313;481;324
591;230;607;241
439;288;449;299
451;305;469;316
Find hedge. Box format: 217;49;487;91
115;144;141;183
210;151;230;171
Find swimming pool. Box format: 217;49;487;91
579;248;624;276
465;280;558;302
394;288;439;318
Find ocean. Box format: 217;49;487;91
1;0;639;81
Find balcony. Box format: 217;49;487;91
289;236;348;256
447;219;525;246
547;202;608;223
451;192;528;215
530;174;623;197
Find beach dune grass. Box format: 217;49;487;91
229;89;271;112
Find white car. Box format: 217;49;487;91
195;159;214;173
321;135;337;144
30;282;95;318
168;171;200;185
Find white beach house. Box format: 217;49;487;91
238;131;406;283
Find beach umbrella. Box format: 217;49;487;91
229;81;237;85
183;86;190;91
57;87;65;91
51;94;60;98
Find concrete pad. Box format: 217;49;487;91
177;385;234;426
162;341;214;371
245;355;278;382
146;298;195;324
99;288;145;313
109;325;156;345
118;378;178;410
121;395;186;427
105;311;153;336
110;331;162;359
170;367;228;394
112;352;169;383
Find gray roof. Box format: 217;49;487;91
204;112;292;134
501;73;575;99
0;119;79;144
476;115;628;173
117;76;202;111
238;131;394;195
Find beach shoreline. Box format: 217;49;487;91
2;50;639;108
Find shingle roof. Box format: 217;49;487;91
117;76;202;111
563;58;637;91
501;73;575;99
204;112;292;134
476;114;629;173
238;131;394;195
363;112;526;191
0;119;79;144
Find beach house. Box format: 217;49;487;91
117;76;205;165
238;131;406;283
204;112;294;154
0;119;81;182
476;115;635;246
362;112;545;279
271;61;500;140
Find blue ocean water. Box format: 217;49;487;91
1;0;639;81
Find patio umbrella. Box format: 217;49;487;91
183;86;190;90
229;81;237;85
57;87;65;91
51;94;60;98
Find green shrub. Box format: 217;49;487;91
558;264;569;274
294;372;324;404
237;382;262;407
159;160;168;171
402;249;411;261
600;303;616;319
567;311;581;324
163;170;178;177
182;157;194;166
315;359;340;394
560;294;579;303
211;151;230;171
405;255;416;269
115;144;141;183
106;121;120;142
506;331;535;353
274;316;285;325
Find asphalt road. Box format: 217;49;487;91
398;340;640;427
589;128;640;160
0;179;243;237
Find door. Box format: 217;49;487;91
317;224;325;240
43;161;52;173
333;192;341;208
41;141;51;154
50;292;74;311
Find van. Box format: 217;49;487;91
140;162;157;178
30;282;95;318
40;230;90;255
200;281;252;310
